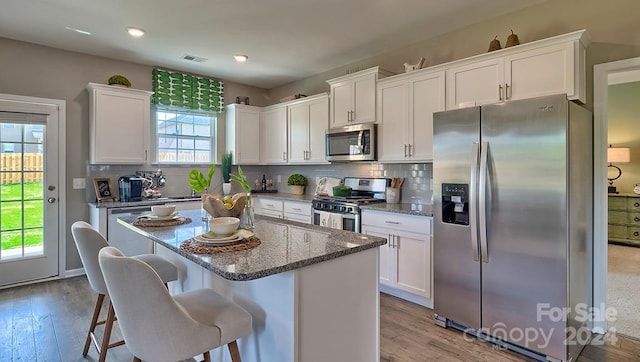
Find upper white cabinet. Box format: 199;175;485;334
87;83;152;164
288;94;329;164
378;70;445;162
326;66;394;127
260;105;288;164
446;30;589;109
226;104;261;165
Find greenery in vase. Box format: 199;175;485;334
287;173;307;186
222;151;233;183
188;164;215;193
230;166;251;194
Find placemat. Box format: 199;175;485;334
180;236;261;254
133;217;192;227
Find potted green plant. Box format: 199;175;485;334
222;151;233;194
188;164;215;194
287;173;307;195
107;75;132;88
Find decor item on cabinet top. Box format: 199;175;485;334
188;164;216;194
403;57;426;73
488;35;502;52
287;173;307;195
235;96;250;105
107;74;131;87
280;93;307;103
505;30;520;47
314;177;342;197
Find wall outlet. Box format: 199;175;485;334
73;178;86;189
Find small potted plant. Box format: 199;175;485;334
107;74;132;88
222;151;233;195
287;173;307;195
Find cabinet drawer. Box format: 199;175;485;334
608;197;627;211
628;213;640;226
259;198;283;212
627;227;640;241
608;224;627;239
361;210;431;235
284;201;312;216
608;211;627;225
627;198;640;212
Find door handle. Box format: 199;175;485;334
470;143;480;262
388;234;392;248
479;141;489;263
498;84;503;101
505;83;510;100
404;144;408;157
47;197;56;204
385;220;400;224
283;151;286;161
408;144;412;157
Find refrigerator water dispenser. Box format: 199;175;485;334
441;183;469;225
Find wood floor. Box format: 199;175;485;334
1;276;640;361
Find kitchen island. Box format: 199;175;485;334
117;209;386;362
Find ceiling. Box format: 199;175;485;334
0;0;546;89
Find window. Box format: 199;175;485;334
155;108;216;164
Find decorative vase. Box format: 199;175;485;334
240;193;254;230
223;182;232;195
290;185;305;195
200;189;210;221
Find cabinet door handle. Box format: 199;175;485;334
498;84;503;101
292;207;301;211
635;217;640;222
283;151;286;161
385;220;400;224
404;144;408;157
388;234;392;248
505;83;510;100
634;232;639;237
408;144;412;157
634;202;639;207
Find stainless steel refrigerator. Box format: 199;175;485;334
433;94;593;362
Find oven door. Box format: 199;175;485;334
325;123;376;162
312;210;360;233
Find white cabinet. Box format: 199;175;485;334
87;83;152;164
256;197;284;219
378;70;445;162
361;210;432;305
288;94;329;164
446;30;588;108
260;105;288;164
284;200;312;224
226;104;261;164
326;66;394;127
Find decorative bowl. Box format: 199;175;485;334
151;204;176;217
202;193;247;218
209;217;240;236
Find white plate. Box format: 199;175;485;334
139;211;179;221
194;229;254;245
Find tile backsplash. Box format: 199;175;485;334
87;162;433;205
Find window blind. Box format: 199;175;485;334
151;68;224;112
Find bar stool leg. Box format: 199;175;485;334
83;294;105;356
228;341;241;362
98;301;116;362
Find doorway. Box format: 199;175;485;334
0;94;66;287
594;57;640;335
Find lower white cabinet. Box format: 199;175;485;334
284;200;312;224
256;197;284;219
361;210;433;306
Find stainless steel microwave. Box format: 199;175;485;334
325;123;377;162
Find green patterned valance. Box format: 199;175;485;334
152;68;224;112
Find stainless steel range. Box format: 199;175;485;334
312;177;389;232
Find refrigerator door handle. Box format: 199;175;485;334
479;141;489;263
470;142;480;262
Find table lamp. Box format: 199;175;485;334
607;145;630;194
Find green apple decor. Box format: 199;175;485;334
108;75;131;87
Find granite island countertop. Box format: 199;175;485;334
360;202;434;217
117;209;386;281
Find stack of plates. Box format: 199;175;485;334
194;229;254;245
138;211;180;221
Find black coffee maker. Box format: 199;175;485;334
118;175;144;202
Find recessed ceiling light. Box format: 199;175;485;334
127;27;145;38
234;54;248;62
65;26;91;36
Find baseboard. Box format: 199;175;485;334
380;285;433;309
64;267;85;278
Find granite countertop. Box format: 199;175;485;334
360;203;434;217
117;209;386;281
89;197;201;208
252;192;315;202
